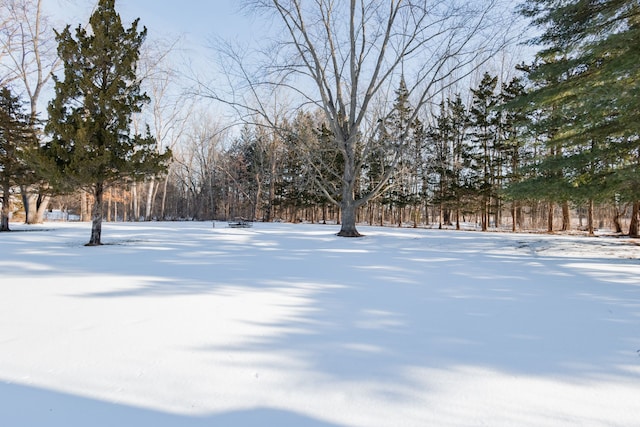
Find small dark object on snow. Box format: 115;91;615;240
228;218;253;228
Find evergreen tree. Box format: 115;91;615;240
469;73;499;230
498;77;529;231
44;0;170;245
372;77;424;226
428;100;455;228
0;87;35;231
519;0;640;234
427;95;472;230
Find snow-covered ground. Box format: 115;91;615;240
1;221;639;426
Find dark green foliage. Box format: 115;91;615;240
426;96;473;229
0;87;36;231
468;73;500;230
44;0;170;245
513;0;640;234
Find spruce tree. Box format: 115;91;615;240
44;0;170;245
0;87;35;231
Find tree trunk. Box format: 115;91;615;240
161;172;170;220
87;183;104;246
145;178;156;221
629;201;639;237
561;201;570;231
33;194;50;223
21;189;50;224
338;198;361;236
132;182;139;221
107;188;112;222
114;188;118;222
481;197;488;231
547;202;554;232
22;191;37;224
254;173;262;221
1;182;11;231
587;199;595;236
613;214;623;233
20;190;51;224
81;191;91;221
267;158;277;222
337;147;361;236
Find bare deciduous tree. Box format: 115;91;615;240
135;37;193;220
0;0;61;223
203;0;515;236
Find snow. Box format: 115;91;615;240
1;221;639;426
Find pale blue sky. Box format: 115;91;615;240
119;0;257;44
48;0;260;48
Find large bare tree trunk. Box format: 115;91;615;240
204;0;511;237
21;189;49;224
34;194;49;222
339;199;360;237
22;191;38;224
338;142;362;237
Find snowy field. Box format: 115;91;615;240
1;221;639;427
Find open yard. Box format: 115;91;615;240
1;222;639;426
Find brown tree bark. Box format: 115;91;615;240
87;183;104;246
629;201;639;237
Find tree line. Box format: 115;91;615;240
1;0;639;241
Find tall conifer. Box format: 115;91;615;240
519;0;640;234
45;0;170;245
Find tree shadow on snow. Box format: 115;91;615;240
5;223;640;392
0;382;345;427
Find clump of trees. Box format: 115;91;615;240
1;0;170;244
511;0;640;236
0;87;35;231
1;0;638;239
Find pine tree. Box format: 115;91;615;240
44;0;170;245
426;95;473;229
428;100;455;228
469;73;499;231
374;77;424;226
499;77;529;231
519;0;640;235
0;87;35;231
